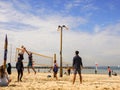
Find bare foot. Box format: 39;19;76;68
35;71;36;74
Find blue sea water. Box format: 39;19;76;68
81;66;120;74
63;66;120;75
11;66;120;75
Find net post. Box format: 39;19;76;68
53;53;56;62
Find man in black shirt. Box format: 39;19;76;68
72;51;83;84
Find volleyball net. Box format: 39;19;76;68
15;48;56;67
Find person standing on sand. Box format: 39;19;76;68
72;51;83;84
18;45;26;69
108;66;112;77
53;60;58;80
16;53;24;82
16;45;27;82
67;67;71;76
7;63;12;75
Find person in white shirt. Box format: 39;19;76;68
0;65;11;86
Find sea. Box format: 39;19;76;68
11;66;120;75
81;66;120;74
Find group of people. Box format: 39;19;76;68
52;50;83;84
0;48;118;87
16;45;36;82
0;49;83;86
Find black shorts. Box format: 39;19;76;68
74;68;81;74
28;62;33;67
17;69;23;74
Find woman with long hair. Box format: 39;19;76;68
0;65;11;86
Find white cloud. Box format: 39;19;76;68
1;22;120;66
0;0;88;32
81;3;98;12
94;24;101;33
12;0;31;10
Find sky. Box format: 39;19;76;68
0;0;120;66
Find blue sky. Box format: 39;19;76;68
0;0;120;66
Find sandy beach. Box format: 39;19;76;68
0;72;120;90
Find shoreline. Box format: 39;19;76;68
11;67;120;75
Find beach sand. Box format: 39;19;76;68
0;72;120;90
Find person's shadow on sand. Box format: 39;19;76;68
9;84;17;87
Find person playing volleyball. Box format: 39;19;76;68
19;45;26;61
26;51;36;74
